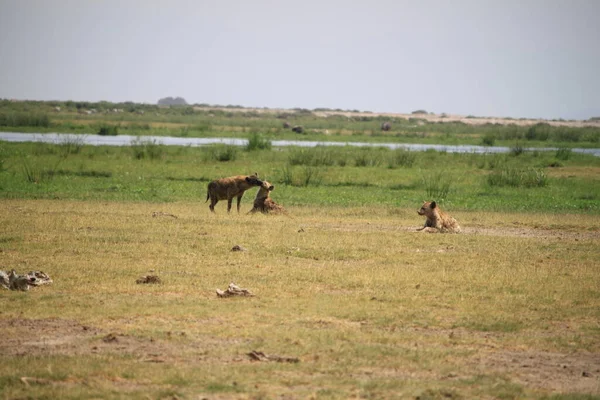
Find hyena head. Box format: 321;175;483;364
259;180;274;192
245;172;263;186
418;201;437;217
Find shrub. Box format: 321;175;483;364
354;149;383;167
288;147;338;167
278;164;323;187
19;154;63;183
246;133;272;151
480;154;507;170
481;133;496;146
510;143;525;156
57;135;85;156
525;123;550;141
421;171;452;200
204;145;237;162
388;148;416;168
279;164;294;186
194;123;212;133
487;167;548;188
300;166;323;186
97;125;119;136
555;147;572;160
130;137;164;160
0;112;50;127
288;148;314;166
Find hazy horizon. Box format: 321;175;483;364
1;1;599;120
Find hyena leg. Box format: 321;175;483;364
236;195;243;213
227;197;234;213
209;198;218;212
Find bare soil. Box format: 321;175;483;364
2;318;598;394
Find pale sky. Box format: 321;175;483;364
1;0;599;120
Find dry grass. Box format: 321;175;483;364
1;200;599;399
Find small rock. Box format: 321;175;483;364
136;275;161;284
216;283;254;298
247;350;299;363
103;333;118;343
231;245;247;252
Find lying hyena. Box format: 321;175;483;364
206;173;263;213
417;201;461;233
248;180;287;215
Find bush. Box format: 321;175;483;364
388;148;416;168
555;147;572;160
0;112;50;127
19;154;64;183
421;171;452;200
288;147;338;167
130;137;163;160
97;125;119;136
246;133;272;151
354;149;383;167
525;123;550;141
58;135;85;155
510;143;525;156
487;167;548;188
279;164;323;187
204;145;237;162
481;133;496;146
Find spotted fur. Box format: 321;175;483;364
206;173;262;213
417;201;461;233
248;181;287;215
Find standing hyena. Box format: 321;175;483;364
206;173;263;213
417;201;461;233
248;180;287;214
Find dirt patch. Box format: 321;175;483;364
471;349;600;394
462;226;600;240
398;325;600;394
319;222;599;240
2;318;599;394
0;318;238;363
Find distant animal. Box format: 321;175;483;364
283;121;291;129
417;201;461;233
381;122;391;131
248;180;287;215
206;173;263;213
292;125;304;134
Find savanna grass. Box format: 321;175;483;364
1;140;599;213
0;200;599;398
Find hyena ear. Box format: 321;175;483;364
430;201;437;209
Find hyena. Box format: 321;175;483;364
206;173;263;213
417;201;461;233
248;180;287;215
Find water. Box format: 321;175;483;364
1;132;599;157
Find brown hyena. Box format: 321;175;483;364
248;180;287;215
417;201;461;233
206;173;263;213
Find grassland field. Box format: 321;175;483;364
1;100;600;399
